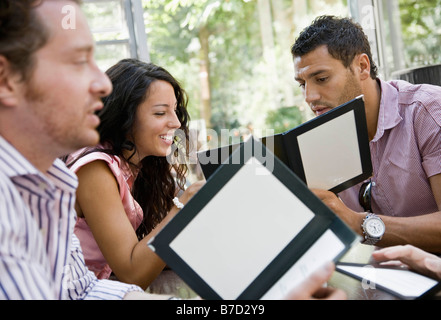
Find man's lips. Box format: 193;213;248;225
92;101;104;113
88;103;104;127
312;106;332;116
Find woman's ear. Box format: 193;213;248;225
0;56;20;108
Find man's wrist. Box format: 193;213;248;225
361;212;385;245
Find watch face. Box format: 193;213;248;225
365;218;385;237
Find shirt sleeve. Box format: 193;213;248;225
64;234;144;300
414;104;441;178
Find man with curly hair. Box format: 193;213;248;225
292;15;441;253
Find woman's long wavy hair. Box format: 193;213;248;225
68;58;190;240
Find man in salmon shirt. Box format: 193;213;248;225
292;15;441;253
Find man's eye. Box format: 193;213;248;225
74;60;89;66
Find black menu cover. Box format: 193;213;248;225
197;95;372;194
149;137;358;300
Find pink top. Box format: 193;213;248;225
339;79;441;217
68;147;143;279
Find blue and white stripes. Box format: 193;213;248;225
0;136;142;299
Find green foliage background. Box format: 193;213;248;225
85;0;441;145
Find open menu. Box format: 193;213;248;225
197;95;372;194
336;262;441;300
148;137;359;300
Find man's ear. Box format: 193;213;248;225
356;53;372;81
0;56;20;107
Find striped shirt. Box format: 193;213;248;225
339;79;441;217
0;135;143;299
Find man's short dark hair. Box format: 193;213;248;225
291;15;378;79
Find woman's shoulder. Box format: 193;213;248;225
68;147;122;173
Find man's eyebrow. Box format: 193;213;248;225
61;45;94;59
73;45;94;53
295;69;328;82
62;43;94;54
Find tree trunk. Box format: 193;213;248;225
257;0;278;110
270;0;296;107
198;25;212;128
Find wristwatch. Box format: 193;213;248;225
361;213;385;245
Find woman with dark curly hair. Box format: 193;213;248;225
65;58;204;290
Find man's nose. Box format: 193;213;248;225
91;62;112;98
304;83;320;105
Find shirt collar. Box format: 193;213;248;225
372;79;403;142
0;135;39;177
0;135;78;193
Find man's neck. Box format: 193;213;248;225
362;78;382;141
0;129;57;173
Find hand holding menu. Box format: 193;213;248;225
149;137;359;300
197;95;372;194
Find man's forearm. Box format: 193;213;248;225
378;212;441;254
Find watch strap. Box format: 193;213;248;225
362;235;381;246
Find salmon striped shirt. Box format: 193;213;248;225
339;79;441;217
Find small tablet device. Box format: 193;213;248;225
336;262;441;300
